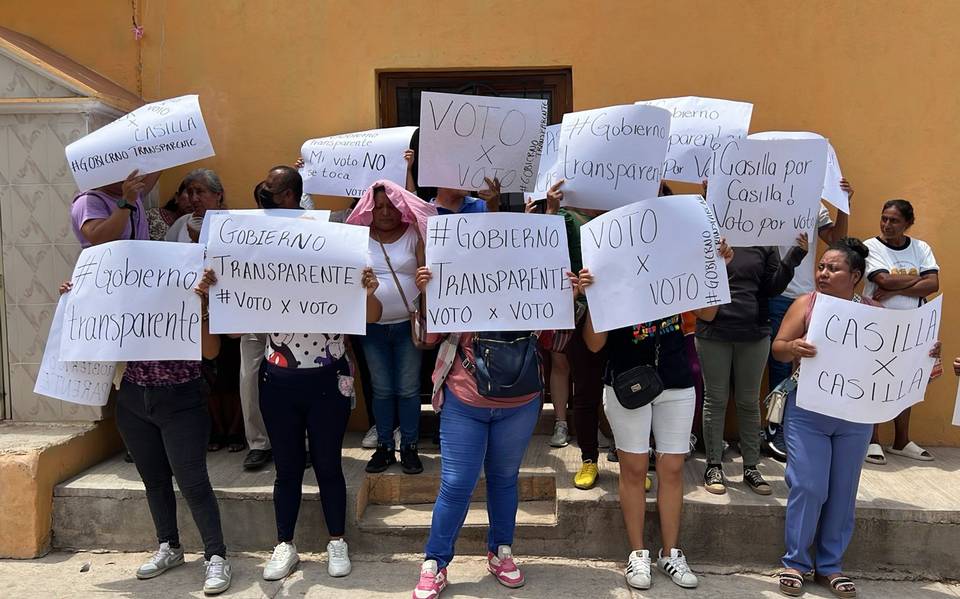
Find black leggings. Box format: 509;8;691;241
116;377;226;560
259;361;352;541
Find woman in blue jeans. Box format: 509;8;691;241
347;180;437;474
409;264;578;599
771;238;939;598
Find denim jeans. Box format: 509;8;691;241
116;377;226;560
361;320;423;448
767;295;796;391
424;388;541;569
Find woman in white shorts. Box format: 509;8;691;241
578;240;731;592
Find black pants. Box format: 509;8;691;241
568;319;607;462
259;361;352;541
117;377;226;560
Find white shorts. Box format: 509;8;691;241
602;385;696;455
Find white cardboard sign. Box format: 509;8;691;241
749;131;849;214
206;214;369;334
531;124;562;200
797;293;942;424
556;104;671;211
300;126;417;197
60;241;205;361
198;209;330;245
581;195;731;333
706;138;828;246
66;95;215;190
636;96;753;184
952;379;960;427
417;92;548;193
34;297;116;406
424;213;573;332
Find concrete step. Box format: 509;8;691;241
51;435;960;579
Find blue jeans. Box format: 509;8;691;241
361;320;423;448
782;392;872;574
424;388;541;569
768;295;795;391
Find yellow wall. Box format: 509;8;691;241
3;0;959;443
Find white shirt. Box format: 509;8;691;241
864;236;939;310
779;202;834;299
369;226;421;324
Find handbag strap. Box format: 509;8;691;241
373;230;414;314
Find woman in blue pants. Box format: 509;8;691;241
771;238;939;598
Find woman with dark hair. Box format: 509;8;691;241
862;199;940;464
772;238;940;597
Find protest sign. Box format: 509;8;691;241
424;213;573;332
60;241;205;361
636;96;752;184
705;138;828;246
206;214;369;334
198;209;330;245
34;297;116;406
417;92;547;193
556;105;670;211
530;124;562;200
581;195;731;333
953;379;960;427
749;131;849;214
300;126;417;196
797;293;941;424
66;95;214;190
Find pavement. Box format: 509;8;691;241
1;551;958;599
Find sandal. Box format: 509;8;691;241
887;441;934;462
228;442;245;453
779;571;804;597
864;443;886;465
816;573;856;598
207;443;223;452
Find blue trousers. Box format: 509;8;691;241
424;388;541;569
361;320;423;448
767;295;795;391
782;392;872;574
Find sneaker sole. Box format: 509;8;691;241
704;484;727;495
263;558;299;581
365;462;396;474
328;566;352;578
626;577;652;590
402;466;424;475
204;582;231;596
748;485;773;496
136;558;184;580
488;565;525;588
549;438;570;448
574;480;597;490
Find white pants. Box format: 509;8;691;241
239;333;270;450
602;385;695;455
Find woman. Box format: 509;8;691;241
166;168;226;243
210;263;381;580
146;181;192;240
409;265;579;599
772;238;941;598
61;269;231;595
697;236;807;495
862;199;940;464
346;180;437;474
579;238;733;591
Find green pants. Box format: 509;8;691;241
695;336;771;467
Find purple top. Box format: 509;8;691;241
124;360;201;387
70;190;149;248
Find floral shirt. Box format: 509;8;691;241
123;360;201;387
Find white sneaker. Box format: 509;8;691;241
263;542;299;581
657;548;698;588
203;555;232;596
625;549;651;590
136;542;184;579
327;538;352;577
362;425;379;449
549;421;570;447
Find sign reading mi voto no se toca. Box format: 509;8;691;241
65;95;215;190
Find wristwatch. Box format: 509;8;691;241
117;197;134;210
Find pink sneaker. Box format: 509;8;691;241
412;560;447;599
487;545;525;588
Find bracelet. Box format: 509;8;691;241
201;311;209;322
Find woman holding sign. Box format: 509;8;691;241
862;199;941;464
408;264;579;598
346;180;438;475
577;238;733;591
771;238;940;598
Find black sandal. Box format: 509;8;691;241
779;571;804;597
816;573;856;598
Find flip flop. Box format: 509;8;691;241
779;571;805;597
864;443;886;465
816;573;857;598
887;441;934;461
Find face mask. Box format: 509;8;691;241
257;186;282;209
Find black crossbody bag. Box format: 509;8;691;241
608;336;663;410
